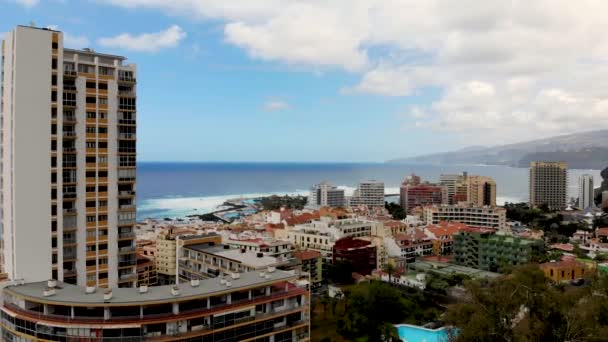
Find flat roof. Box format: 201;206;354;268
64;48;127;61
186;244;282;268
409;260;501;279
5;270;295;306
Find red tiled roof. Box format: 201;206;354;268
550;243;574;252
597;227;608;236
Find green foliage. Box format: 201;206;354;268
536;249;564;263
337;282;416;342
256;195;307;210
504;202;543;224
593;214;608;229
446;264;608;341
385;202;406;220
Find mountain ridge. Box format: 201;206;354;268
387;130;608;169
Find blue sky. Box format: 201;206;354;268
3;1;608;162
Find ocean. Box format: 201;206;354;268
136;162;602;219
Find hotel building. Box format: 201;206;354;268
399;183;444;213
529;161;568;210
308;182;345;208
578;174;594;209
1;25;137;288
467;175;496;207
349;180;385;208
440;173;468;205
0;270;310;341
422;204;507;231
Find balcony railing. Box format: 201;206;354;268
119;246;136;253
119;204;136;210
63;131;76;137
63;208;76;214
64;70;77;77
119;133;136;139
118;119;136;125
119;272;136;280
119;259;137;267
118;76;136;83
63;147;76;153
118;218;136;225
119;191;135;196
119;232;135;239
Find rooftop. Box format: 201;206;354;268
185;244;283;268
4;270;296;306
294;250;322;261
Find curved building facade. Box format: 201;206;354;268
0;270;310;341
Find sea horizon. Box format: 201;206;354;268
135;161;602;220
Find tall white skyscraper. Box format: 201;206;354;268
578;174;594;209
1;25;137;287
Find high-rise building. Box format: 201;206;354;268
578;174;594;209
440;172;468;204
467;175;497;207
308;182;345;208
349;180;385;207
399;183;444;213
529;161;568;210
1;26;138;287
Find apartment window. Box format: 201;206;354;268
51;156;57;168
51;91;57;102
63;92;76;106
52;58;58;70
99;142;107;149
86;171;96;178
51;140;57;151
51;107;57;118
86;141;96;148
99;200;107;207
86;186;96;193
119;70;134;80
87;274;96;282
86;112;96;119
98;82;108;90
98;156;108;164
86;126;96;134
99;97;108;105
119;97;136;110
52;42;59;49
86;97;96;104
86;81;96;89
98;127;108;134
99;66;114;76
98;215;108;221
99;112;107;119
52;74;57;86
78;64;95;74
98;170;108;178
86;156;96;164
51;172;57;183
87;215;96;223
99;185;108;192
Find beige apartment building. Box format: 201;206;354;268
422;204;507;231
467;175;497;207
529;161;568;210
1;25;137;288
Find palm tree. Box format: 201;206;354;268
383;262;396;284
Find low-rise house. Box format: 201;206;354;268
540;259;589;282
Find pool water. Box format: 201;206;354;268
395;324;454;342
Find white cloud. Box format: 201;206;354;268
263;100;290;112
99;0;608;142
13;0;38;7
97;25;186;53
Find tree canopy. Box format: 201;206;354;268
445;264;608;341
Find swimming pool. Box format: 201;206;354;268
395;324;455;342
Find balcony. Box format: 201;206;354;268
63;208;77;215
119;231;135;239
64;70;77;77
119;272;137;281
118;90;135;97
119;246;136;254
119;133;136;140
119;190;136;197
63;131;77;138
118;76;136;83
118;218;136;226
119;204;136;211
118;119;136;125
63;146;76;154
119;259;137;267
63;115;77;123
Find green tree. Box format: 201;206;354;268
445;264;608;341
338;282;416;342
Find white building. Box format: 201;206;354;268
1;25;137;287
422;204;507;231
349;180;385;208
308;182;345;208
578;174;594;209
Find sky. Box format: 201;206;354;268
2;1;608;162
